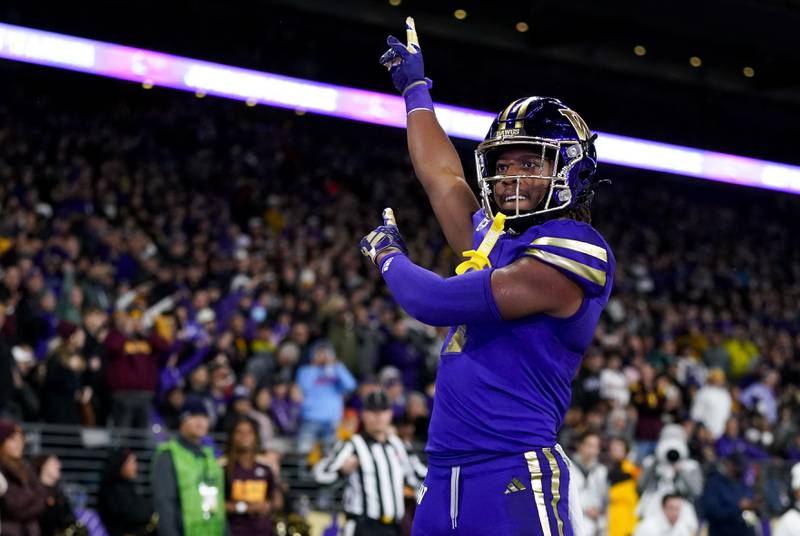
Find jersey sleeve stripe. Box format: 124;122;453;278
530;237;608;262
524;248;607;286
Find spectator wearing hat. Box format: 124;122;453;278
0;418;47;536
701;454;758;536
314;391;426;536
152;400;225;536
295;341;356;455
774;462;800;536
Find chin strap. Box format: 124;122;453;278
455;212;506;274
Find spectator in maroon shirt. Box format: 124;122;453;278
104;310;170;429
630;363;670;461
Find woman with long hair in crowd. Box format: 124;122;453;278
0;418;47;536
221;416;282;536
42;323;93;426
33;453;86;536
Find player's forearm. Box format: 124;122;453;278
379;253;501;326
407;109;465;190
407;109;479;253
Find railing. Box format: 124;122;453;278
20;422;342;513
25;422;794;533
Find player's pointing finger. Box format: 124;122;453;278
382;208;397;227
405;17;419;53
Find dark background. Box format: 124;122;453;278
2;0;799;166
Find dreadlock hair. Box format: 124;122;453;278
559;201;592;224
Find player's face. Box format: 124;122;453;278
492;148;554;213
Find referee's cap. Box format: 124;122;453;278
363;390;391;412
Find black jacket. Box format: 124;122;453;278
38;483;79;536
97;449;154;536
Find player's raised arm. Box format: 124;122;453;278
380;19;479;255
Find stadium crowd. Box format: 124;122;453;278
0;75;799;535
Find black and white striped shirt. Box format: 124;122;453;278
314;432;427;523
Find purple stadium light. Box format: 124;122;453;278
1;21;799;195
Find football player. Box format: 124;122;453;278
361;20;615;535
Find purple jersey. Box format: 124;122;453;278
426;209;615;466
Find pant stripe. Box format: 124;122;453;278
553;446;575;536
449;465;460;529
525;451;553;536
536;450;561;536
543;448;566;536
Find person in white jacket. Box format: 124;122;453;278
634;493;697;536
572;432;609;536
774;463;800;536
689;368;731;439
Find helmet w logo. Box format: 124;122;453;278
559;109;591;142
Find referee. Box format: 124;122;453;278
314;390;427;536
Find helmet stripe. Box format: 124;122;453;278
497;99;524;131
498;98;524;123
512;97;539;129
505;99;527;125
